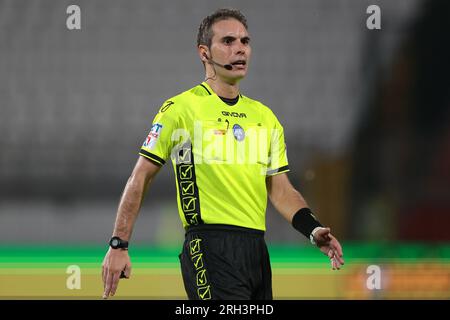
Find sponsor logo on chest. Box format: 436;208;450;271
221;111;247;118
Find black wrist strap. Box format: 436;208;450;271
292;207;323;239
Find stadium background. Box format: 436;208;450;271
0;0;449;299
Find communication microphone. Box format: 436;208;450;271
220;62;233;70
204;54;233;70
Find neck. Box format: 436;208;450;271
205;77;240;99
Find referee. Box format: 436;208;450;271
102;8;344;300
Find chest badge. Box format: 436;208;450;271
232;124;245;141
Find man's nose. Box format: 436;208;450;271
235;44;246;56
234;40;247;55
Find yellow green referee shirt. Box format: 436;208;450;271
139;82;289;231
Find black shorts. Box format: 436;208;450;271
179;224;272;300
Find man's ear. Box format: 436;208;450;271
198;45;209;62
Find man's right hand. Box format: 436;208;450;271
101;247;132;299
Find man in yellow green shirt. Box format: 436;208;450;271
102;8;344;300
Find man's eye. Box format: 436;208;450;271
242;39;250;45
224;38;233;45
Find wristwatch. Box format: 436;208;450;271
109;236;129;250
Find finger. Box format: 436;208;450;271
328;249;334;259
103;271;113;299
329;237;344;257
332;255;342;269
327;248;341;270
331;244;345;265
330;257;336;270
102;266;107;290
336;254;345;265
330;246;344;267
110;272;121;297
123;264;132;279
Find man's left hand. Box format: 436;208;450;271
313;228;345;270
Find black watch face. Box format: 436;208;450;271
111;238;120;248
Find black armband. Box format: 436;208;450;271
292;207;323;239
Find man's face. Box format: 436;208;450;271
209;18;251;82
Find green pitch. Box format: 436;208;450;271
0;243;449;299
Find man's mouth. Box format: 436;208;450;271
231;60;247;66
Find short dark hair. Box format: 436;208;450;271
197;8;248;48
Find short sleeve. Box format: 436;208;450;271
139;100;179;166
266;115;290;176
